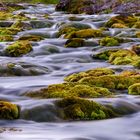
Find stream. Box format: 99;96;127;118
0;3;140;140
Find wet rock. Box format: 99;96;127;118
56;0;140;14
0;101;20;120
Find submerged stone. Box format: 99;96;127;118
0;101;20;120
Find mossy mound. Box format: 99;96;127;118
18;35;44;42
0;35;13;42
66;29;103;39
65;68;115;82
105;15;139;28
128;83;140;95
55;97;118;120
25;83;112;98
0;101;20;120
99;37;120;46
5;41;33;57
65;38;85;48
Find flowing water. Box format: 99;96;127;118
0;3;140;140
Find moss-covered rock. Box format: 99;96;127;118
25;82;112;98
0;101;20;120
5;41;33;57
105;15;139;28
65;38;85;48
99;37;120;46
55;97;118;120
11;20;32;30
66;29;103;39
65;68;115;82
18;35;44;42
128;83;140;95
0;35;13;42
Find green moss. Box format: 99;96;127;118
66;29;103;39
100;37;120;46
5;40;33;57
55;97;118;120
0;35;13;42
18;35;44;42
0;101;20;120
65;38;85;48
128;83;140;95
25;82;112;98
65;68;115;82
